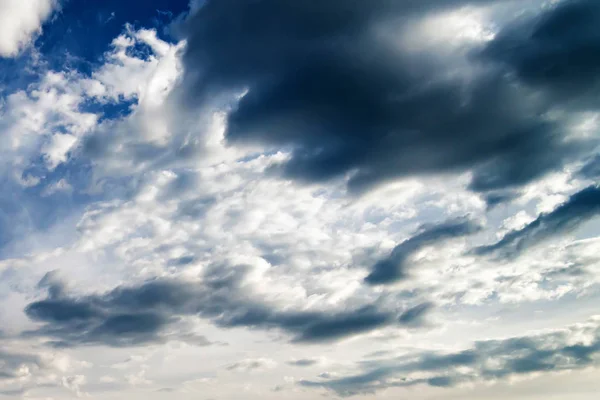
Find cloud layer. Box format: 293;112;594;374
25;266;426;346
366;218;482;285
179;0;595;194
1;0;600;399
476;185;600;258
302;317;600;396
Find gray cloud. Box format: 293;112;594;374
0;348;63;398
24;264;425;347
475;185;600;258
300;318;600;396
398;302;434;327
480;0;600;109
484;191;519;210
177;0;594;195
24;272;204;347
365;218;482;285
579;155;600;180
287;358;320;367
226;358;275;372
0;349;41;380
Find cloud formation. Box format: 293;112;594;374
301;317;600;396
287;358;320;368
366;218;482;285
0;0;58;57
25;266;423;346
226;358;277;372
398;302;435;327
475;185;600;258
2;1;600;398
579;155;600;179
480;0;600;109
0;349;41;380
178;0;593;194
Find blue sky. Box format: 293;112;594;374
36;0;189;67
1;0;600;399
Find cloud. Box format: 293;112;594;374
480;0;600;109
483;191;519;209
0;0;58;57
0;27;184;251
177;0;593;194
579;155;600;179
287;358;320;368
398;302;434;327
25;276;196;347
62;374;87;397
0;349;41;380
3;2;600;398
0;70;99;179
475;185;600;258
76;28;214;182
300;317;600;396
365;218;482;285
226;358;277;372
24;265;424;347
0;345;75;397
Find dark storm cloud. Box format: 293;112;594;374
24;276;202;347
484;191;519;209
475;185;600;258
300;320;600;396
365;218;482;285
480;0;600;109
292;306;393;343
178;0;594;194
24;264;425;347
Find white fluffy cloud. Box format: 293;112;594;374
0;0;58;57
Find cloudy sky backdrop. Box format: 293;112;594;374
1;0;600;398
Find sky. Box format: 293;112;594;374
0;0;600;398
